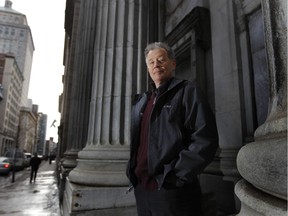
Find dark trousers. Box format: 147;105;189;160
30;167;38;182
134;179;202;216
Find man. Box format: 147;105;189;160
30;153;42;183
126;42;218;216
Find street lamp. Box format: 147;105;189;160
11;145;18;183
0;84;3;101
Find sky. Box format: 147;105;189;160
0;0;66;142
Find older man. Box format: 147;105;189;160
127;42;219;216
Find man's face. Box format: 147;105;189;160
146;48;176;88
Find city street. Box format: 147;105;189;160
0;161;60;215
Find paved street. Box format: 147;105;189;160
0;161;60;216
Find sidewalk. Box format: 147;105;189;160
0;161;60;215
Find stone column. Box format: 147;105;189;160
59;0;96;203
210;0;244;212
62;0;96;168
235;0;287;215
63;0;148;215
61;0;83;171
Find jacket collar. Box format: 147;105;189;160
150;77;185;96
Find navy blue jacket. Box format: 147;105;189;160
127;78;218;189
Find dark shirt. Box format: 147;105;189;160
135;92;158;190
30;156;42;169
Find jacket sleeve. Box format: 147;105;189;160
173;84;218;183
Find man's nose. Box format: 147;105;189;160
153;60;161;67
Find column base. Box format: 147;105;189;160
62;178;136;216
235;179;287;216
58;165;74;204
57;150;79;203
236;136;287;199
61;150;79;168
68;146;130;186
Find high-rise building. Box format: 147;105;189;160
0;53;23;155
0;0;34;107
0;1;46;158
36;112;47;155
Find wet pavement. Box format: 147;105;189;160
0;161;60;215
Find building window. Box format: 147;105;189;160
20;30;24;37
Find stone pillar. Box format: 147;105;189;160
62;0;96;168
210;0;244;213
235;0;287;215
63;0;148;215
59;0;96;203
60;0;82;166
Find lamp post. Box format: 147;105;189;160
12;124;21;183
0;84;4;101
11;145;18;183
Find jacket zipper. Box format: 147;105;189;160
139;80;184;191
148;91;166;191
147;81;184;191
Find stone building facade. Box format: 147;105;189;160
58;0;286;215
18;106;37;153
36;113;47;156
0;54;23;155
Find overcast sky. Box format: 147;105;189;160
0;0;66;142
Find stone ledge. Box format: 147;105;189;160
63;179;136;215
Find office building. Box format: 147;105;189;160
0;53;23;155
0;0;34;107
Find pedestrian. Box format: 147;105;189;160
49;155;52;164
126;42;219;216
30;153;42;183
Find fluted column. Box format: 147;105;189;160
59;0;97;204
235;0;287;215
59;0;81;170
62;0;96;169
62;0;148;215
68;0;147;186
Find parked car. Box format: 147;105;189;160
0;157;11;175
4;149;25;171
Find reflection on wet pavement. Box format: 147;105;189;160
0;161;60;215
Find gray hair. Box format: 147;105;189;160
144;42;175;60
